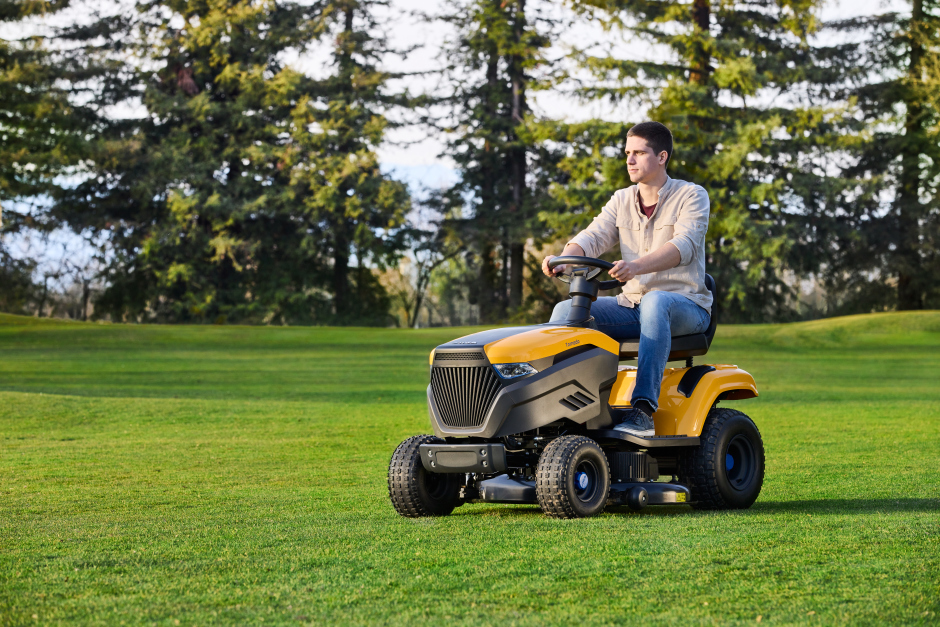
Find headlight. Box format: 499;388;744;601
493;363;538;379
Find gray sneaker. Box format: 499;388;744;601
612;407;655;437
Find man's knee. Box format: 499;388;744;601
639;290;670;320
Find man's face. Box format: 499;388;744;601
624;136;668;183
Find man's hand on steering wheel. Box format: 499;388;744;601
609;260;637;283
542;244;587;278
544;254;632;291
541;255;566;278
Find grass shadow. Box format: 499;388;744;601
754;498;940;515
451;504;545;518
444;498;939;520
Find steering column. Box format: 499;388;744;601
547;256;623;328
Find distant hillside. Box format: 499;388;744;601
2;310;939;348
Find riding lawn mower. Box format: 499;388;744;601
388;256;764;519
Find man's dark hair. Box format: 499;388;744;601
626;121;674;166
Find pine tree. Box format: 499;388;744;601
435;0;564;322
286;0;411;323
0;0;94;312
559;0;862;321
832;0;940;310
63;0;409;324
895;0;940;309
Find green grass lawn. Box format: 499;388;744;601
1;312;939;626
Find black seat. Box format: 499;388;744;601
618;274;717;362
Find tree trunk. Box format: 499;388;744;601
476;24;502;324
897;0;925;310
81;278;90;321
333;225;349;318
501;238;510;315
690;0;711;85
329;4;356;320
509;243;524;311
409;291;424;329
479;243;499;322
38;278;49;317
507;0;528;312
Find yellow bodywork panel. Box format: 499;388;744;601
610;365;758;437
484;327;619;364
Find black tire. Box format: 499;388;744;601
681;408;765;510
536;435;611;519
388;435;463;517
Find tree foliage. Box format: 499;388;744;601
433;0;566;323
827;0;940;311
0;0;91;309
61;0;409;324
556;0;886;321
2;0;938;324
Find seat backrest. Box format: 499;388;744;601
701;273;717;347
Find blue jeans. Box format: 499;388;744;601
549;292;710;411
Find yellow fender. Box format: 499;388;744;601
609;365;758;437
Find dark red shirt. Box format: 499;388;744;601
640;200;657;219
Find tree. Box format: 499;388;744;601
434;0;565;323
285;0;411;324
0;248;35;314
559;0;867;321
894;0;940;309
62;0;410;324
0;0;90;313
831;0;940;310
384;205;464;328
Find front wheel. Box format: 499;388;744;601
536;435;611;519
681;408;765;510
388;435;462;517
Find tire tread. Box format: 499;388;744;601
536;435;609;519
388;434;457;517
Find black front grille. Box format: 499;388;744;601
431;366;502;428
435;351;484;361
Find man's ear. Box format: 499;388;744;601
660;151;668;165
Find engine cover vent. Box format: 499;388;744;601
559;391;596;412
434;352;485;361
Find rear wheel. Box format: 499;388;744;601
536;435;610;519
681;408;764;510
388;435;462;517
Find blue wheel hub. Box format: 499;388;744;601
726;453;735;471
576;471;590;491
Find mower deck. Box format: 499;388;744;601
471;473;691;507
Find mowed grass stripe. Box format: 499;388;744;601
1;312;939;625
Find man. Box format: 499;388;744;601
541;121;712;436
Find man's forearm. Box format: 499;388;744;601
610;242;682;282
633;242;681;275
561;243;586;257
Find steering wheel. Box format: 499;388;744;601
547;256;623;291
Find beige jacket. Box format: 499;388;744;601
568;176;713;314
